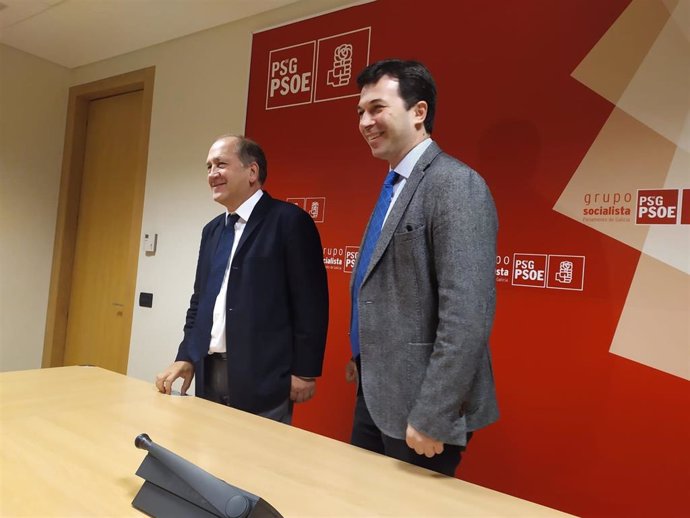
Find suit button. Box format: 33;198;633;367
227;308;233;312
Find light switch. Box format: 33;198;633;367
144;233;157;253
139;292;153;308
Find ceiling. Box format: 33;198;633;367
0;0;300;68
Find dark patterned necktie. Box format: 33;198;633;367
193;213;240;358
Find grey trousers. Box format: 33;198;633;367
204;353;293;424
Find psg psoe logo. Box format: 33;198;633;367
286;197;326;223
512;254;548;288
635;189;686;225
322;245;359;273
546;255;585;291
266;41;315;109
266;28;371;110
326;44;353;88
343;246;359;273
511;253;585;291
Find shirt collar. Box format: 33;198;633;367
391;138;433;179
226;189;263;223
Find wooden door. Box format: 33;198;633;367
62;91;144;373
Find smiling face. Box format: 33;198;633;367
357;75;428;168
206;137;259;211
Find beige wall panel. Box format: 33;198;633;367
642;146;690;274
661;0;682;13
0;45;70;371
553;108;675;250
572;0;670;104
610;253;690;380
665;0;688;40
617;9;690;152
666;0;690;41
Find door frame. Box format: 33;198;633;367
42;67;155;368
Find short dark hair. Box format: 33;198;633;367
357;59;437;134
217;134;268;184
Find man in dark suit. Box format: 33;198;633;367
156;135;328;424
347;60;499;475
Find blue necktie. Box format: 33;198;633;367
193;213;240;358
350;170;399;357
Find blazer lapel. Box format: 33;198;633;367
234;191;272;256
362;142;442;284
207;215;225;257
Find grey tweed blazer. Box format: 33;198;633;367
353;141;499;446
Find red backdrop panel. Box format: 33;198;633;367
245;1;689;516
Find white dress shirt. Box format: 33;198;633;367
383;138;433;224
208;189;264;354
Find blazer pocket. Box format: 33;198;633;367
391;225;426;274
393;224;426;243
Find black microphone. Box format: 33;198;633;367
134;433;152;450
132;433;282;518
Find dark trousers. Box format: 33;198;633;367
351;357;470;476
204;353;293;424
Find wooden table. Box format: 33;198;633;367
0;366;571;517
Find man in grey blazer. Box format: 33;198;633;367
347;59;499;476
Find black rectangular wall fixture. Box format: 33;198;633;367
139;292;153;308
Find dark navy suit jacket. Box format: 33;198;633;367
176;192;329;414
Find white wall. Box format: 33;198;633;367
0;45;70;371
0;0;358;382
